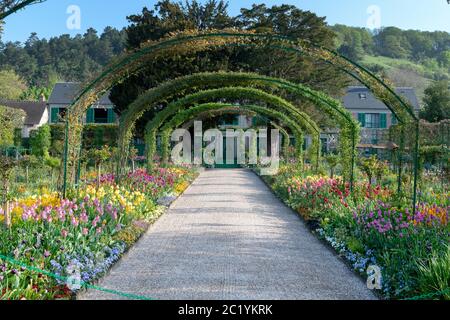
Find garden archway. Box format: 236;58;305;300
176;110;293;160
61;30;419;209
143;86;321;170
115;72;357;183
156;102;308;168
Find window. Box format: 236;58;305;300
358;113;387;129
359;93;367;99
365;113;380;128
94;108;108;124
86;107;116;124
51;107;66;123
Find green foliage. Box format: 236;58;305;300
420;80;450;123
66;25;419;185
358;155;379;185
416;245;450;300
49;124;119;154
43;155;60;169
0;69;27;100
346;237;365;255
336;27;450;100
20;85;53;101
13;128;22;147
325;154;339;178
358;155;388;185
332;25;450;69
332;24;373;61
112;1;346;124
0;28;126;87
0;155;16;185
29;124;51;157
0;155;16;210
147;86;320;165
89;145;112;166
420;145;447;164
20;154;38;169
0;105;25;147
115;72;352;176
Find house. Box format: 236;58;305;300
342;86;420;154
343;86;420;129
0;97;48;138
47;82;118;124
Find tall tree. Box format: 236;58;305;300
374;27;412;59
110;1;348;133
420;80;450;122
0;105;25;147
0;68;28;99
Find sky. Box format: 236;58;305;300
2;0;450;43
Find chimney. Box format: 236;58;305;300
40;94;46;102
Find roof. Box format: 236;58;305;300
0;99;47;125
48;82;113;105
343;86;420;112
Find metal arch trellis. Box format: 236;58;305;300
156;103;310;168
143;86;322;171
61;29;419;212
0;1;418;205
115;72;354;185
65;30;417;124
112;73;359;189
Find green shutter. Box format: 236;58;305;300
380;114;387;128
86;108;95;123
51;107;59;123
107;108;116;123
358;113;366;127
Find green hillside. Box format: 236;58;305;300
361;55;437;101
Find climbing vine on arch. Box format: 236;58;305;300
62;29;416;196
115;72;357;183
144;86;321;171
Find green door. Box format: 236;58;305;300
212;136;240;169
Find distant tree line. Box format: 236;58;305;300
332;25;450;78
0;27;127;87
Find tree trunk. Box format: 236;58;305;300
4;200;11;228
26;166;29;184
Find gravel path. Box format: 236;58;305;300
79;169;376;300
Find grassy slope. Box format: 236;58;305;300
360;55;449;102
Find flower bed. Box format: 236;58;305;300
261;164;449;300
0;166;198;300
